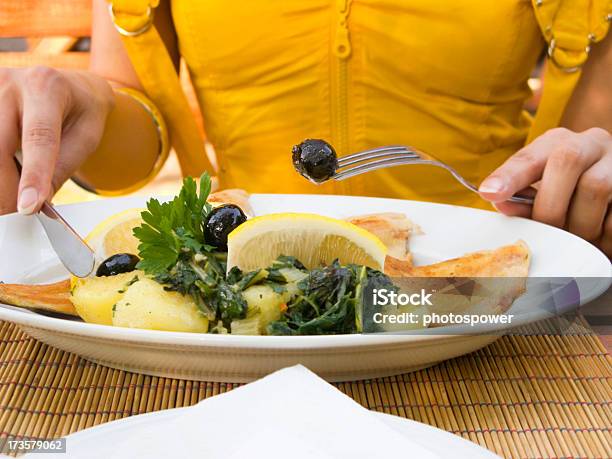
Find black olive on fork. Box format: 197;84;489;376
292;139;339;184
96;253;140;277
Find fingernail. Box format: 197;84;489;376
479;177;505;194
18;187;39;215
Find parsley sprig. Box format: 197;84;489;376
133;174;214;275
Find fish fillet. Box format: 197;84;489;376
347;213;420;262
384;241;530;324
208;189;254;217
0;280;77;316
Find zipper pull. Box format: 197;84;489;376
334;0;351;59
334;26;351;59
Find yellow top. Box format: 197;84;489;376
170;0;546;208
106;0;610;209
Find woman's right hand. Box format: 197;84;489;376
0;66;115;215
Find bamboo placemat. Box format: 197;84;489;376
0;317;610;459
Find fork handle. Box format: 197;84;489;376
439;161;535;205
334;156;535;205
408;159;536;205
404;159;536;205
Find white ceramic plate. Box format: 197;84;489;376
39;407;500;459
0;195;610;382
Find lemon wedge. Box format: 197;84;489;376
85;208;144;259
70;209;144;289
226;213;387;271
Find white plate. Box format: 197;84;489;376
40;407;500;459
0;195;610;382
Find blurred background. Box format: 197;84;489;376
0;0;545;206
0;0;206;203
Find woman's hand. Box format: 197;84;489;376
479;127;612;257
0;66;115;215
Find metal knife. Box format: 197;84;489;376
13;157;95;278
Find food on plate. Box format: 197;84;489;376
218;256;396;335
80;193;410;275
292;139;338;183
0;279;75;316
96;253;140;277
384;241;530;277
226;213;387;272
84;190;254;269
204;204;248;251
71;271;141;325
112;276;209;333
265;260;396;335
121;175;394;335
0;173;531;335
345;213;421;263
385;241;530;325
86;208;144;261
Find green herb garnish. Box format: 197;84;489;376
117;275;140;294
133;174;213;275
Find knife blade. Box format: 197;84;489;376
13;157;95;278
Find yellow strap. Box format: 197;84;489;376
527;0;611;143
108;0;213;178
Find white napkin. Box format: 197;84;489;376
67;365;439;458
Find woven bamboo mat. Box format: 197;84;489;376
0;317;610;459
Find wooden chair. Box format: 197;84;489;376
0;0;202;123
0;0;204;201
0;0;91;69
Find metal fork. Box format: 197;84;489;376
332;145;534;204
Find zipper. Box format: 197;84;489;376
331;0;352;195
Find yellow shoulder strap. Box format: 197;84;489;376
528;0;611;143
107;0;213;178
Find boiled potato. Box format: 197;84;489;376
70;271;142;325
238;269;308;334
112;277;209;333
242;285;284;333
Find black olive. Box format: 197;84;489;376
96;253;140;277
292;139;338;184
204;204;247;251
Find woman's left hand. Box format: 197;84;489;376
478;127;612;257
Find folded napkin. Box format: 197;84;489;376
67;365;439;458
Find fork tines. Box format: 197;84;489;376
335;146;423;180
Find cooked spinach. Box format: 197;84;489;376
265;260;397;335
